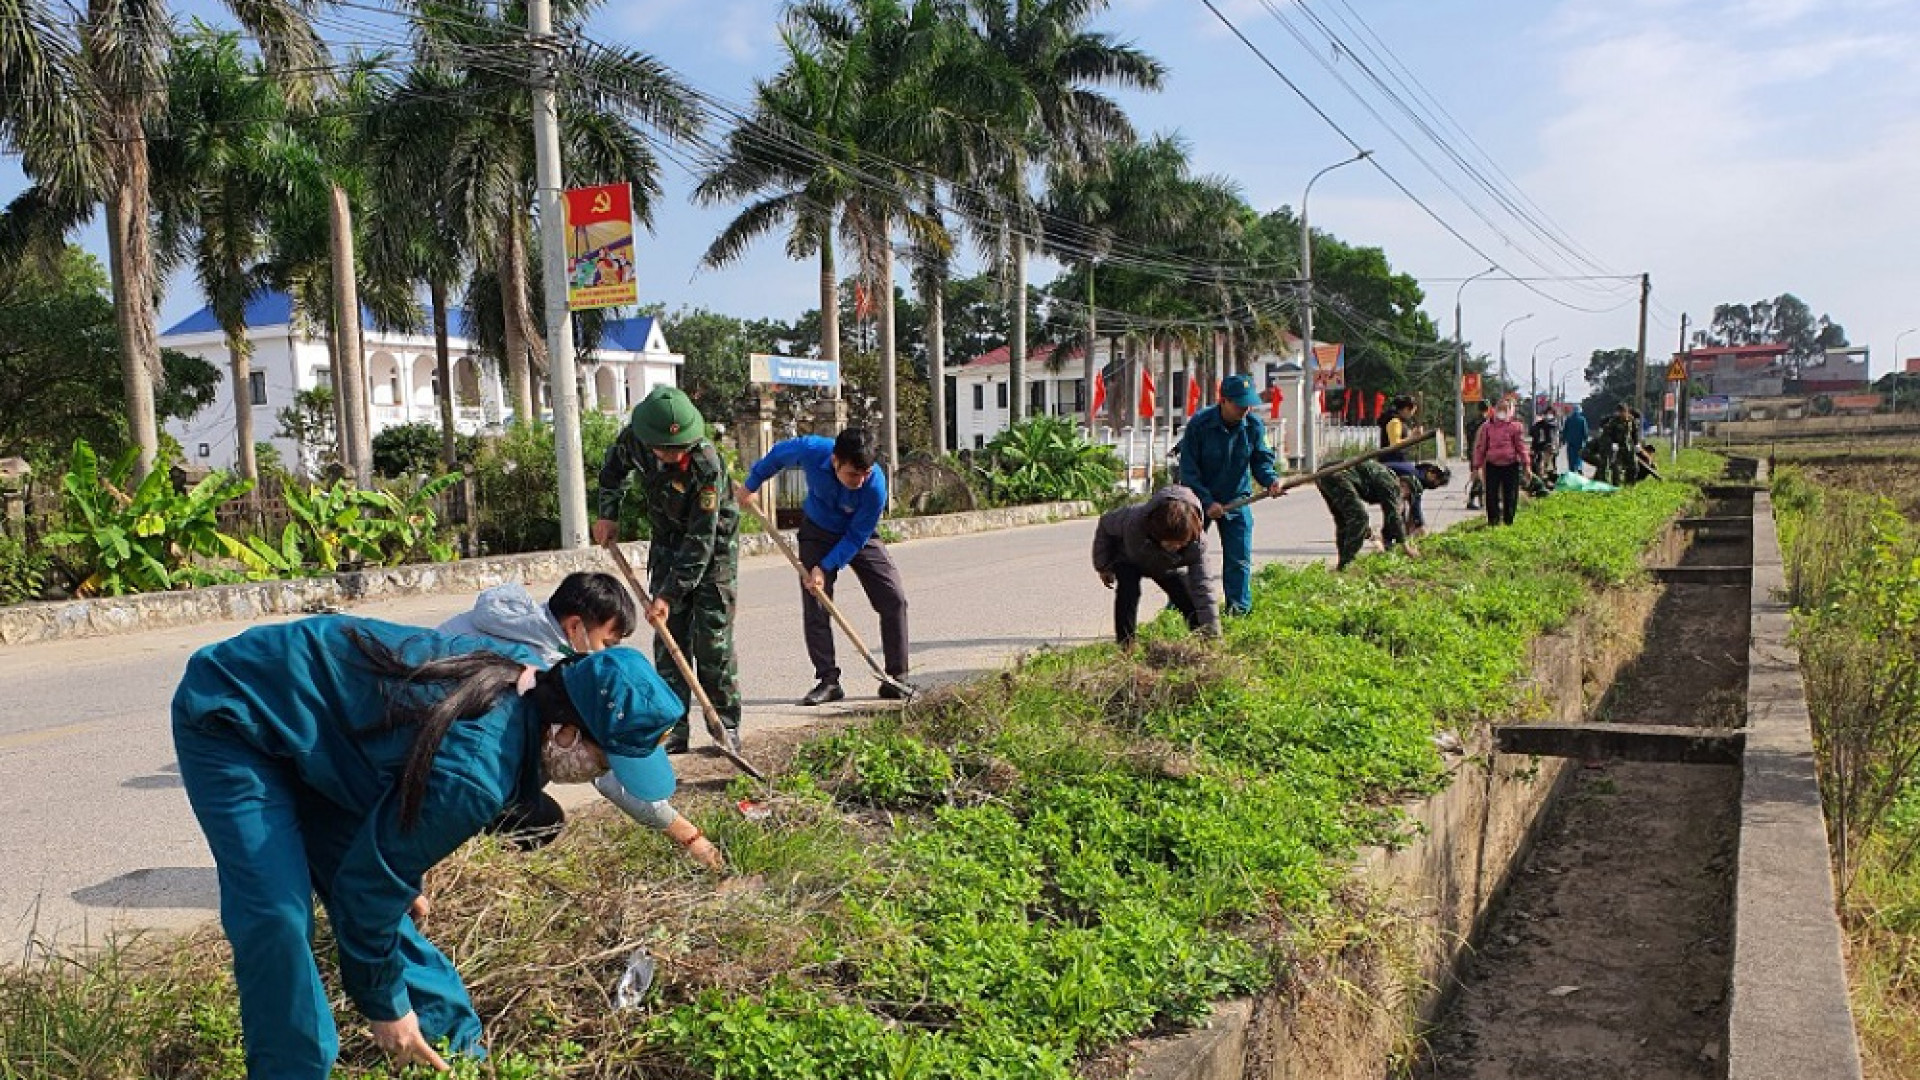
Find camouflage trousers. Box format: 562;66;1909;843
650;569;742;742
1318;474;1374;570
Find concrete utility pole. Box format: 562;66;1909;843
1633;272;1651;420
1672;313;1690;453
1298;148;1371;472
1498;313;1534;399
529;0;590;549
1529;335;1559;420
1454;265;1497;454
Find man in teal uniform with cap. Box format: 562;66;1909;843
593;385;742;755
1177;373;1286;616
172;617;718;1077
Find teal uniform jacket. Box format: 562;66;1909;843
1177;406;1280;615
173;615;545;1077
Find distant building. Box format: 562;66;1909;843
160;291;682;472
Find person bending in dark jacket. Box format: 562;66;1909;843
1091;485;1221;646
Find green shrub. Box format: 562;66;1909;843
44;439;251;595
0;534;47;605
471;413;634;554
974;416;1123;505
371;422;479;479
220;475;461;576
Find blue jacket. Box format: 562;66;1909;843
1178;406;1280;510
172;616;542;1022
1561;410;1590;446
744;435;888;571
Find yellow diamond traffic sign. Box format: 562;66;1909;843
1666;356;1688;382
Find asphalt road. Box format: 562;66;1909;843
0;481;1477;958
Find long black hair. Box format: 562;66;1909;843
347;630;580;829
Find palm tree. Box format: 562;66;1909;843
402;0;700;428
0;0;321;480
965;0;1163;425
698;0;957;470
150;30;327;482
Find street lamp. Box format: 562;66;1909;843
1497;313;1534;396
1528;335;1560;419
1452;265;1498;454
1299;147;1372;471
1893;328;1918;417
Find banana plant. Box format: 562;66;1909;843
46;440;254;595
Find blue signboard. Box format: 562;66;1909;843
751;352;839;391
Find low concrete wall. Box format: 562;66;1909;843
0;501;1092;648
1128;576;1662;1080
1725;485;1863;1080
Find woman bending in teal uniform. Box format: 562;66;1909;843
172;615;720;1077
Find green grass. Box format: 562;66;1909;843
0;454;1720;1080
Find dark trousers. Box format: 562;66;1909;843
483;790;565;852
1484;462;1521;526
797;517;909;682
1112;560;1201;644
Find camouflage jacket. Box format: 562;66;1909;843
597;429;739;600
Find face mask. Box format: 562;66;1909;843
542;725;607;784
1496;406;1515;422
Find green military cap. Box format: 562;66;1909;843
630;385;705;447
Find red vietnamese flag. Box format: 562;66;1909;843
1267;385;1283;419
1139;369;1156;419
1187;377;1201;416
1089;371;1106;419
1373;392;1386;422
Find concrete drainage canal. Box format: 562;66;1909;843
1416;476;1756;1080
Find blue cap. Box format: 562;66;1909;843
1221;374;1262;408
559;648;682;801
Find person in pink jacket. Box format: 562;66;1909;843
1471;400;1531;526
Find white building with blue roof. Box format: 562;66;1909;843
160;292;683;472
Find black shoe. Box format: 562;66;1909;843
878;679;917;701
663;737;690;755
799;679;845;706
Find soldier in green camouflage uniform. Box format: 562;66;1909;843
1597;404;1637;486
591;386;741;755
1316;459;1449;570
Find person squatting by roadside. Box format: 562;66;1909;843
1318;459;1449;570
1177;373;1285;617
593;386;744;756
1472;400;1530;527
742;427;914;705
1091;485;1221;646
436;572;636;848
172;617;719;1079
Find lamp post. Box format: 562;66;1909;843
1452;266;1498;455
1497;313;1533;398
1546;355;1571;408
1299;148;1371;471
1894;328;1917;417
1528;335;1559;419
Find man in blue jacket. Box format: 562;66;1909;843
1177;374;1286;616
742;427;911;705
1560;403;1590;478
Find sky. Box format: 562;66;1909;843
7;0;1920;398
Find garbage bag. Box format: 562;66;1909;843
1556;471;1617;493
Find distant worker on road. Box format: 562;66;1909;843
1178;374;1285;617
1560;404;1589;478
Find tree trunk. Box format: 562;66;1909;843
1083;264;1097;437
432;278;458;470
227;328;258;481
878;219;899;473
321;331;346;472
328;184;372;484
1009;239;1027;424
925;265;947;458
103;143;162;480
500;222;537;425
819;227;839;366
